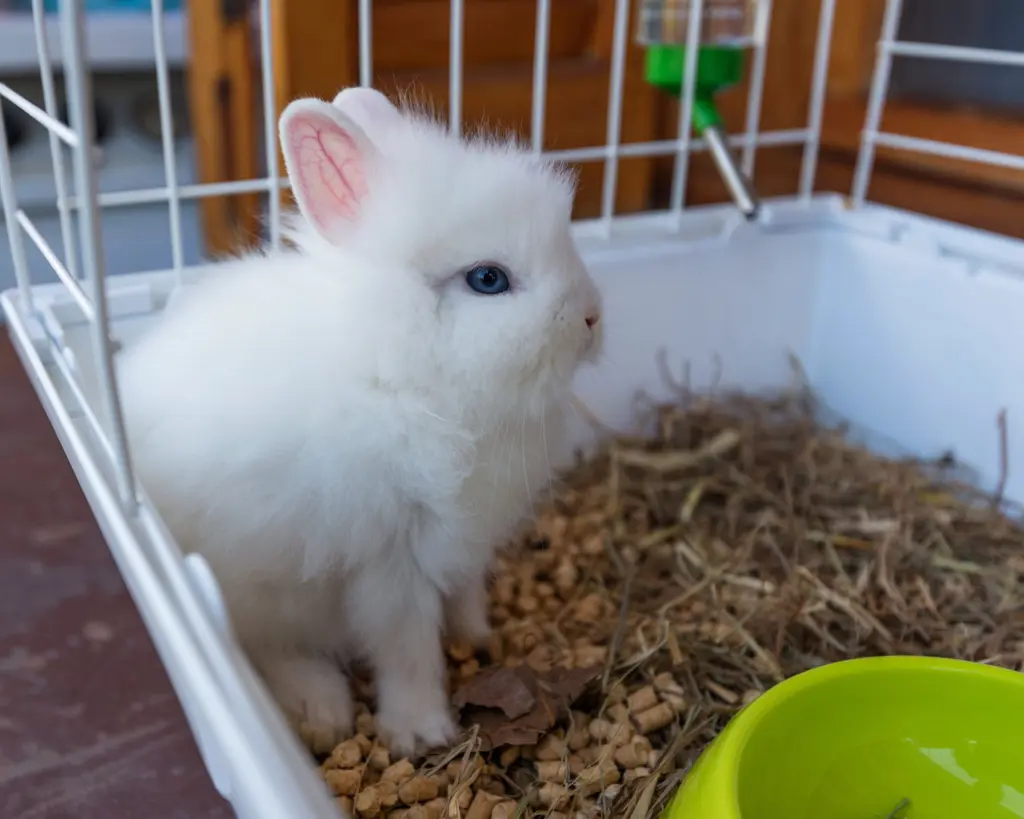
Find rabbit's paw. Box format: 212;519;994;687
376;698;458;758
260;655;354;754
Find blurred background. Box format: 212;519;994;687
1;0;1023;296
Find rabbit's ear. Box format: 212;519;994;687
331;87;404;140
279;98;374;242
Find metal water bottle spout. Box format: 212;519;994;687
637;0;763;221
704;127;759;220
695;100;761;221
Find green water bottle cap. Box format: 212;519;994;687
643;43;746;98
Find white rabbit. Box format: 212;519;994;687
116;87;603;757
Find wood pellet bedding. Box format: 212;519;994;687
312;381;1024;819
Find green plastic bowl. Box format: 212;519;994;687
665;656;1024;819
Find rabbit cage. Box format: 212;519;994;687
2;0;1024;817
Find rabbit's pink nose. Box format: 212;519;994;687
585;314;599;329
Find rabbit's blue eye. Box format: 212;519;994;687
465;264;510;295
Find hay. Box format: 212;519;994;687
318;384;1024;818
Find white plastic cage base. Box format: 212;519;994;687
3;194;1024;818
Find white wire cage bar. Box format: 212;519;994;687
358;0;373;88
798;0;835;199
738;0;771;178
0;119;33;311
530;0;552;155
43;128;807;211
258;0;282;251
599;0;632;231
887;40;1024;68
872;132;1024;173
15;210;94;321
0;83;80;146
32;0;79;284
56;0;137;510
151;0;185;275
449;0;464;136
667;0;705;222
853;0;1024;207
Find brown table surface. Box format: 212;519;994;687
0;336;230;818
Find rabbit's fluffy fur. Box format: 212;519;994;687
117;88;603;756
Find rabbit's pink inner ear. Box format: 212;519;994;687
285;112;369;231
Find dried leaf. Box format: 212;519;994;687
452;665;537;720
453;664;601;751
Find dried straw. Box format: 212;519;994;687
320;378;1024;819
